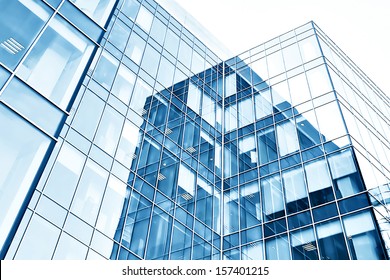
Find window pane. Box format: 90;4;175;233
299;36;321;63
0;0;51;69
0;106;52;250
240;181;262;229
238;134;257;172
306;66;332;98
257;126;278;165
265;234;290;260
43;142;86;208
328;149;364;198
262;174;285;221
1;78;64;135
290;227;318;260
115;120;140;167
14;215;60;259
96;175;127;239
140;44;160;78
238;97;254;128
93;50;119;90
17;16;94;110
315;102;347;142
125;32;146;65
71;0;117;26
135;6;153;33
53;233;88;260
121;0;140;21
276;120;299;157
282;43;302;70
72;90;105;140
304;158;334;206
108;19;131;52
288;73;311;106
282;166;309;214
187;81;201;114
150;18;167;45
111;64;136;105
130;78;153;115
316;219;349;260
164;29;179;56
254;89;272;120
71;160;109;225
342;211;386;260
94;105;124;156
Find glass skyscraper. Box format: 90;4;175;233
0;0;389;260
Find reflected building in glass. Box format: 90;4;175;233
0;0;389;260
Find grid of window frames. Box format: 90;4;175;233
2;0;389;260
0;0;116;257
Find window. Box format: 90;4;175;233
96;175;127;239
265;234;290;260
71;90;105;140
125;32;146;65
257;126;278;165
121;0;140;21
342;211;386;260
316;219;349;260
140;44;160;78
282;166;309;214
262;174;285;221
135;6;153;33
0;0;52;69
17;16;94;110
43;143;86;208
111;64;136;105
290;227;318;260
1;78;64;135
71;160;109;225
93;50;119;90
14;214;60;259
108;19;131;52
70;0;117;26
0;105;52;250
304;158;334;206
276;120;299;157
240;181;262;229
94;105;125;156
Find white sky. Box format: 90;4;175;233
175;0;390;96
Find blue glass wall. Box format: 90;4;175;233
1;1;389;260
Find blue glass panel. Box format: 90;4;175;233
316;219;349;260
17;16;95;110
1;78;64;136
60;1;103;41
0;0;52;69
287;210;312;230
72;89;105;140
290;227;318;260
45;0;62;8
342;210;386;260
145;208;172;260
312;203;338;222
0;66;10;89
69;0;117;26
0;105;52;252
338;193;370;214
13;215;60;259
265;234;290;260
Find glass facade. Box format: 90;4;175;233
0;0;389;260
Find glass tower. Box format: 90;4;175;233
0;0;389;260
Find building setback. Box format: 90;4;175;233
0;0;389;260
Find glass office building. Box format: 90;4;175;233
0;0;389;260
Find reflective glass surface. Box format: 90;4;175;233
17;16;95;110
